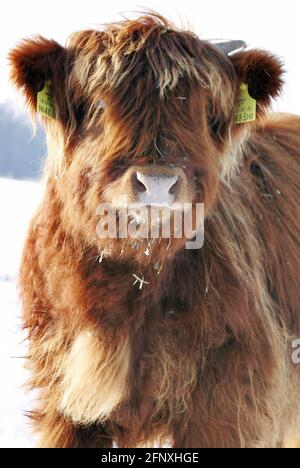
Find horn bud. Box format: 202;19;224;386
214;40;247;55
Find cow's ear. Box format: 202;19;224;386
9;36;68;120
231;50;284;111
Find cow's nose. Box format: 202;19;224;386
131;171;180;206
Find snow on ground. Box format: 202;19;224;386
0;178;43;448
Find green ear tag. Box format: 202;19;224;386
37;80;55;119
235;83;256;124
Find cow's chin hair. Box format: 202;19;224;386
94;236;187;267
93;205;202;266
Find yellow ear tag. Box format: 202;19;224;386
235;83;256;124
37;80;55;119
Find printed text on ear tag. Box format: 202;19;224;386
37;80;55;119
235;83;256;124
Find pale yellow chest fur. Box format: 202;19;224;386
58;330;131;425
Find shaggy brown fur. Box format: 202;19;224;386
9;13;300;448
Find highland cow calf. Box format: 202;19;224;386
10;14;300;448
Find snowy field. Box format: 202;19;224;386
0;178;42;448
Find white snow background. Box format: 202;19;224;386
0;178;42;447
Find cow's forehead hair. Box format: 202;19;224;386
67;13;235;112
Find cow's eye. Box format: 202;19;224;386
75;99;106;128
75;100;87;127
208;115;220;137
207;103;228;142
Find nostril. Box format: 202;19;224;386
132;172;147;193
169;176;179;195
